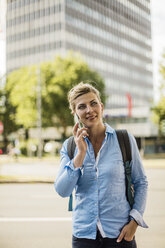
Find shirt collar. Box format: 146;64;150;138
104;123;115;134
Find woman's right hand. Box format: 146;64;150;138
72;123;89;168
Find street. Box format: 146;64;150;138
0;168;165;248
0;183;72;248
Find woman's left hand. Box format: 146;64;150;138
117;220;138;242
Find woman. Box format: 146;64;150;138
55;82;148;248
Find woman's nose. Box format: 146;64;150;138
86;105;92;113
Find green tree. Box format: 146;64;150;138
0;86;19;152
42;53;106;138
6;53;106;139
6;66;38;128
152;52;165;135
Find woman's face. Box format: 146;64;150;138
74;92;103;128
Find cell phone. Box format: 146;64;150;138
74;114;87;138
74;113;83;129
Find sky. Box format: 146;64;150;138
0;0;165;101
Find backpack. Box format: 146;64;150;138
67;129;134;211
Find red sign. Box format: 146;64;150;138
0;121;4;134
126;93;132;117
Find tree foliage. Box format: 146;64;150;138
6;66;37;128
6;53;106;138
152;52;165;135
0;86;19;151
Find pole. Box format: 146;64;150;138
37;66;42;159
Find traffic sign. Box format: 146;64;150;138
0;121;4;134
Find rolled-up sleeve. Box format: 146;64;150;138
130;209;148;228
54;139;82;197
129;133;148;228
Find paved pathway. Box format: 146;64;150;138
0;164;165;248
0;157;165;182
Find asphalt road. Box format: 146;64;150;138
0;168;165;248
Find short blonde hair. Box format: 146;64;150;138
68;82;101;113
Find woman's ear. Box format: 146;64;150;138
101;103;104;112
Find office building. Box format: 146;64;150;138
6;0;155;137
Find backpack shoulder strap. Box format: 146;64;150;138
116;129;134;208
67;136;76;160
116;129;132;163
67;136;76;212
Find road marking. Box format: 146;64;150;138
0;217;72;222
30;195;58;199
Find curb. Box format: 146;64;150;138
0;176;54;184
0;180;53;184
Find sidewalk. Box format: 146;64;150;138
142;158;165;169
0;156;59;183
0;155;165;183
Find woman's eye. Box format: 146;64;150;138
91;102;97;106
78;105;86;109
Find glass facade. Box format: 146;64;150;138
6;0;153;111
6;0;65;72
64;0;153;109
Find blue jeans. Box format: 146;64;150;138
72;229;137;248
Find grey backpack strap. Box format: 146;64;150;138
67;136;76;211
67;136;76;160
116;130;134;208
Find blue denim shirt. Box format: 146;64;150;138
55;124;148;239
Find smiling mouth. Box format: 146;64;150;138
86;115;97;120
